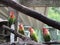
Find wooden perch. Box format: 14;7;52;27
0;41;45;45
2;25;32;41
1;41;60;45
43;41;60;44
0;0;60;30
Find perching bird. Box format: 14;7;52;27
18;24;25;35
42;27;51;42
8;11;16;27
29;27;38;42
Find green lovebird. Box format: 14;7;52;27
42;27;51;42
18;24;24;35
29;27;38;42
8;11;16;26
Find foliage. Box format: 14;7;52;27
47;7;60;22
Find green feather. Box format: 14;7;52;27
19;30;24;35
44;34;51;42
30;33;38;42
8;17;16;26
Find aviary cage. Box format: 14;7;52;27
0;0;60;45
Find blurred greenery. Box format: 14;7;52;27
47;7;60;22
